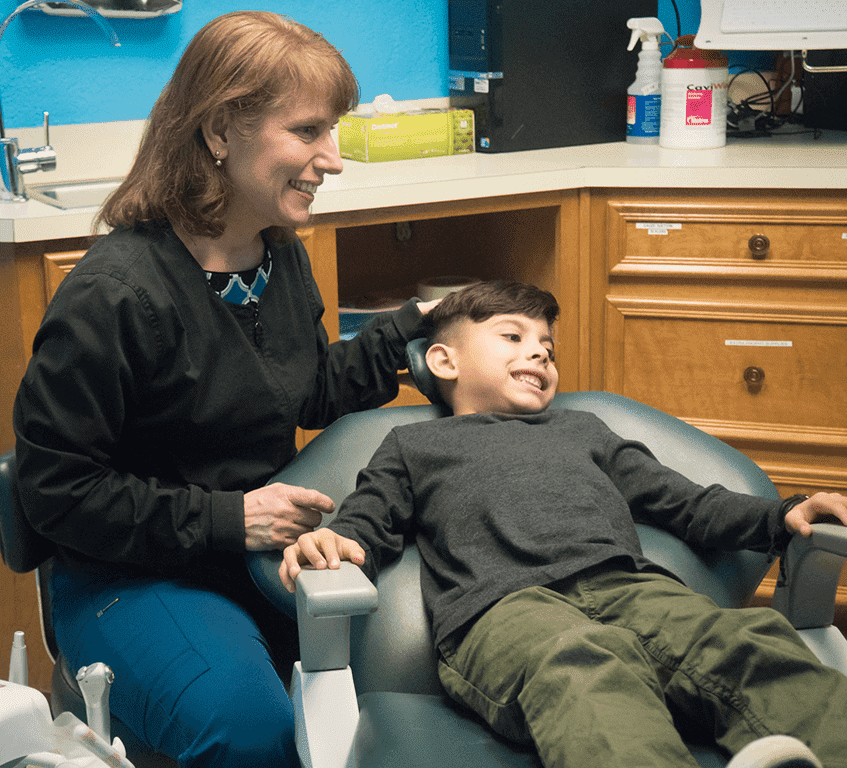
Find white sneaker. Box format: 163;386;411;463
726;735;822;768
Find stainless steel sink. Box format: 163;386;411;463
27;177;123;210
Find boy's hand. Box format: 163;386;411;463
784;492;847;537
280;528;366;593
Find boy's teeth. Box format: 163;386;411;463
516;373;542;389
291;180;317;194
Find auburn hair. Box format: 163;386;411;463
96;11;359;239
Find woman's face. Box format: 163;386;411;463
218;95;344;235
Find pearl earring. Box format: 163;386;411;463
214;150;223;167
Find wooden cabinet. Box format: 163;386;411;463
586;188;847;499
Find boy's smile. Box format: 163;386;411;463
512;369;549;392
433;313;559;416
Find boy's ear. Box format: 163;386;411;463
425;343;459;382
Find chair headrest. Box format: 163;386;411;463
404;338;452;414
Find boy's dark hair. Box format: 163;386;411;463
426;280;559;343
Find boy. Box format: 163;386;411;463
281;281;847;768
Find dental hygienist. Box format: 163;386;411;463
13;11;434;765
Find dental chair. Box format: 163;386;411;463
248;338;847;768
0;450;178;768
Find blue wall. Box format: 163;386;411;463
1;0;449;128
1;1;746;130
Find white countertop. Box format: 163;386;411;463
314;130;847;214
2;120;846;244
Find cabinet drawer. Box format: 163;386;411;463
604;297;847;444
606;198;847;281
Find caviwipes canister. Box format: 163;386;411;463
659;35;728;149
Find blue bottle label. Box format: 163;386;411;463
627;94;661;138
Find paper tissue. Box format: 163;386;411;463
338;94;474;163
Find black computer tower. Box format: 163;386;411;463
449;0;658;153
802;50;847;132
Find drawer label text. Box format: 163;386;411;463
725;340;793;347
636;223;682;236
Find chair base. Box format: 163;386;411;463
292;662;359;768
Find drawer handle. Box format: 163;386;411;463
748;234;770;259
743;366;766;392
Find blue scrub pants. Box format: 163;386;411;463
50;563;298;766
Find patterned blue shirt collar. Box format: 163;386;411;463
206;250;272;305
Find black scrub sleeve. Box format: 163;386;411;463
13;271;245;573
298;296;426;430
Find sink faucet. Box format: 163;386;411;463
0;0;120;203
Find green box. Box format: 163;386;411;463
338;109;475;163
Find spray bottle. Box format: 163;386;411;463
626;17;666;145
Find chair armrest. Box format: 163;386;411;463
772;524;847;630
296;563;378;673
296;562;379;618
287;565;377;768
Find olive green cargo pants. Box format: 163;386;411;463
437;565;847;768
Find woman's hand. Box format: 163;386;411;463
784;492;847;537
244;482;335;550
416;298;442;316
279;528;366;592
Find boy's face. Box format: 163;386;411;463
429;313;559;416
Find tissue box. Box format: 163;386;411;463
338;109;474;163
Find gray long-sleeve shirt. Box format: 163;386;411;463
329;409;789;648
